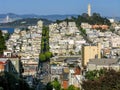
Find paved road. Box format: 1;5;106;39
36;61;51;90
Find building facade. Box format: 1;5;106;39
0;51;23;77
82;43;101;66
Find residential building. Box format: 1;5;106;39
81;23;92;29
110;36;120;48
0;61;5;72
87;58;120;71
51;66;69;89
0;51;23;77
92;25;109;30
82;43;101;66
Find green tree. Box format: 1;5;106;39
81;28;86;35
67;85;76;90
41;42;44;53
39;53;46;62
45;51;52;60
85;70;98;80
85;69;107;80
52;78;61;90
3;33;10;40
40;25;50;53
0;30;6;54
56;13;111;28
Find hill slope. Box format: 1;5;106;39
0;18;53;28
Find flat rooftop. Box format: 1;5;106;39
88;58;119;65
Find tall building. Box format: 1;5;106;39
88;4;91;16
82;43;101;66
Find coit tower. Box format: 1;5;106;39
88;4;91;16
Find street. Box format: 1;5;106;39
36;61;51;90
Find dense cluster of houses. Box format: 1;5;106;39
0;19;120;89
48;21;120;89
50;56;84;89
5;20;43;76
49;21;86;56
81;22;120;58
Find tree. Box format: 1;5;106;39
41;25;50;53
82;69;120;90
69;51;74;55
0;30;6;54
85;70;98;80
0;87;3;90
46;82;53;90
39;53;46;62
52;78;61;90
3;33;10;40
19;78;30;90
56;13;111;28
85;69;107;80
92;13;101;17
0;72;31;90
45;51;52;60
81;28;86;35
41;42;44;53
67;85;76;90
66;85;80;90
82;13;89;18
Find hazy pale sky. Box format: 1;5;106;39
0;0;119;16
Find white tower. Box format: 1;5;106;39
4;15;12;23
88;4;91;16
6;15;10;22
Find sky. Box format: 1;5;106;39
0;0;120;17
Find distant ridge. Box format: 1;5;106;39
0;13;78;22
0;13;119;24
0;18;53;28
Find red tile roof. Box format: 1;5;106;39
0;62;5;64
62;80;69;89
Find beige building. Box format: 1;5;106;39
82;43;101;66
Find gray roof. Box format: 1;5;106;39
88;58;119;65
51;56;80;62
